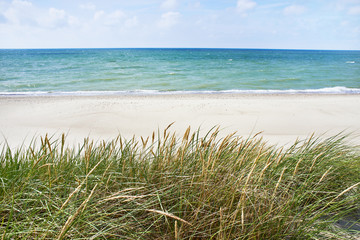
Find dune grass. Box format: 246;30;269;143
0;126;359;239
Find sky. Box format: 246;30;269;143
0;0;359;50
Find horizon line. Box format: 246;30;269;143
1;47;359;51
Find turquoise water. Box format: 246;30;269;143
0;48;359;95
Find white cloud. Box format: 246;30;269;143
37;7;78;29
125;16;138;28
3;0;36;25
68;16;80;26
49;8;66;20
237;0;256;14
46;8;73;28
107;10;126;25
94;10;104;21
80;3;96;11
161;0;177;10
94;10;125;24
12;0;32;8
158;11;180;29
283;5;306;15
93;9;137;28
348;5;360;14
2;1;77;29
0;0;359;49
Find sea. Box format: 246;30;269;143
0;48;359;96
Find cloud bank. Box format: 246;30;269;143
0;0;359;50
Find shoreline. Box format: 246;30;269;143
1;93;360;148
1;86;360;97
1;92;360;100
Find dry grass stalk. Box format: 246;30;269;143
269;167;287;213
101;194;148;202
141;136;149;148
318;167;332;184
183;126;191;143
257;160;274;184
334;182;360;200
274;167;287;196
45;135;53;159
146;209;192;226
174;221;179;240
61;155;106;210
310;152;324;172
293;158;303;176
219;207;224;238
164;122;175;137
32;155;45;169
57;183;98;240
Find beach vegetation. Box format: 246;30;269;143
0;127;359;239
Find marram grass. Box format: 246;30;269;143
0;127;359;239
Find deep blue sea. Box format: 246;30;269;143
0;48;359;95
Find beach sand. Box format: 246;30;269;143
1;94;360;148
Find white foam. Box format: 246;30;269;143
221;87;360;94
1;87;360;97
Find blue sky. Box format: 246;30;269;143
0;0;359;49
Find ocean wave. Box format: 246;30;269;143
1;87;360;96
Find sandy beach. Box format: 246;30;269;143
1;94;360;147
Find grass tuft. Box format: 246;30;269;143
0;128;359;239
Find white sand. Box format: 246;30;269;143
1;94;360;147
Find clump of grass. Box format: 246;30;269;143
0;127;359;239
